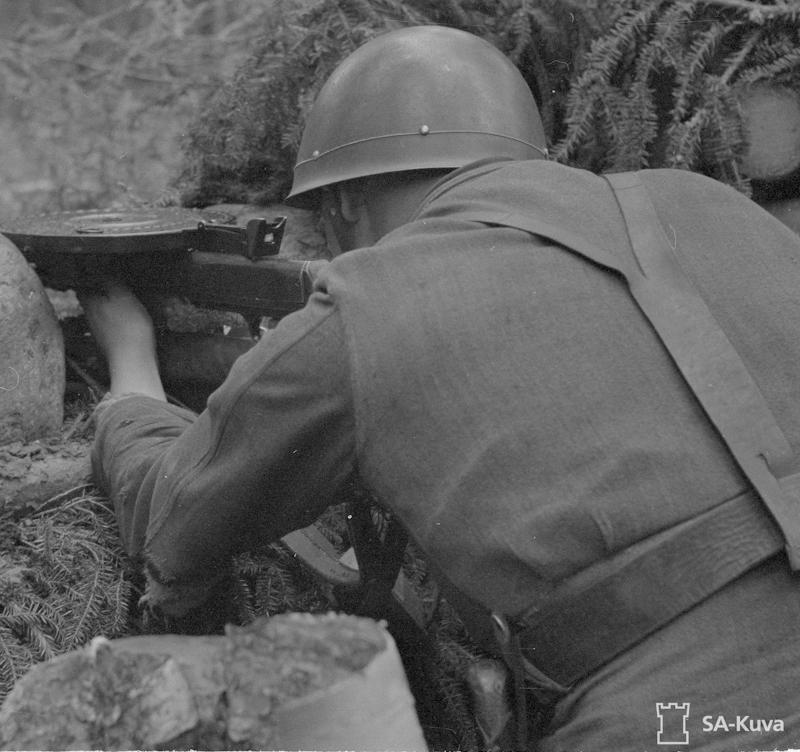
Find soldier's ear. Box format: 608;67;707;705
338;184;365;224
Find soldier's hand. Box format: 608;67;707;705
81;283;155;359
79;283;166;401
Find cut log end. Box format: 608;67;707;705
738;83;800;183
0;612;429;751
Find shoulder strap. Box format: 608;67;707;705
460;172;800;568
458;172;800;697
605;171;800;567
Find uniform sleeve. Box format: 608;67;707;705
91;289;355;615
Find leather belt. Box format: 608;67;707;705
510;482;788;688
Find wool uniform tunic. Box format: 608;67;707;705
93;159;800;750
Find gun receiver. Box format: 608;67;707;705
0;207;317;327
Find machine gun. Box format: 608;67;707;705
0;206;317;332
1;205;518;748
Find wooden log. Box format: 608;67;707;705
156;331;254;386
64;324;255;410
65;327;255;389
0;612;428;751
738;83;800;183
0;436;92;516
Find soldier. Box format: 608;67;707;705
84;25;800;751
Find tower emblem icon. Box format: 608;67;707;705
656;702;690;745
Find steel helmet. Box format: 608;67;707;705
285;25;547;208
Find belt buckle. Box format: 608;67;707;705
491;613;572;699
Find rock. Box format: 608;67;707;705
0;234;64;444
0;612;428;751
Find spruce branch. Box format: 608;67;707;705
701;0;800;21
738;44;800;82
719;28;762;85
1;491;133;702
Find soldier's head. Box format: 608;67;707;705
285;25;547;253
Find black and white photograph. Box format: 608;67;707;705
1;2;800;750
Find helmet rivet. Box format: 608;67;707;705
311;149;320;159
419;125;430;135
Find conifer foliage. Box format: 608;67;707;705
5;0;800;739
555;0;800;194
178;0;800;206
0;494;132;703
177;0;600;206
